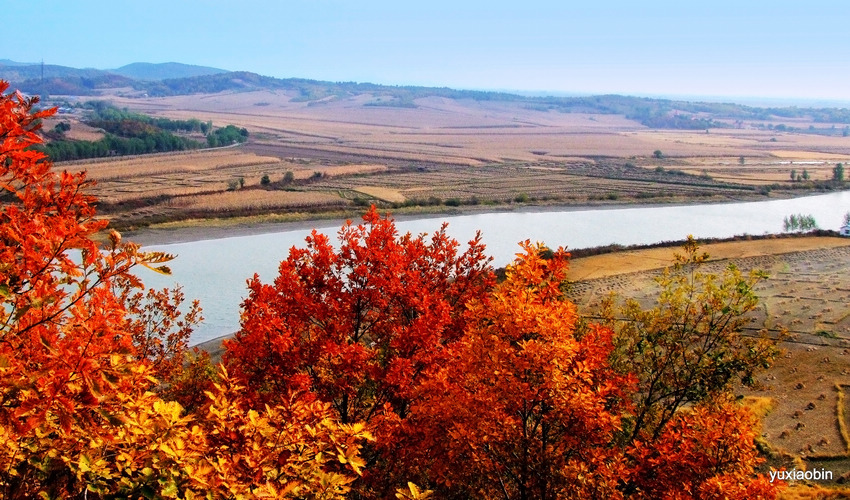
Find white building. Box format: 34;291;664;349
841;222;850;237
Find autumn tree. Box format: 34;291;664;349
396;243;629;499
390;241;781;499
0;80;176;496
224;204;784;498
224;206;494;426
71;367;373;499
0;81;370;498
626;396;779;499
602;236;779;443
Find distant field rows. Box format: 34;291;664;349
113;92;850;162
168;190;346;212
74;90;850;228
310;165;748;203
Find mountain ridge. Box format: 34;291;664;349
2;60;850;130
110;62;229;81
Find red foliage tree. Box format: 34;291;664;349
394;243;630;499
627;397;779;499
224;207;494;426
0;81;369;498
0;81;153;495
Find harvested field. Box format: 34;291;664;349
568;237;850;280
43;116;105;142
60;148;390;226
168;189;345;212
70;149;280;182
110;91;850;165
352;186;406;203
58;90;850;228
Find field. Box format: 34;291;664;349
46;89;850;229
567;236;850;490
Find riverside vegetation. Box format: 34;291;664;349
0;81;795;498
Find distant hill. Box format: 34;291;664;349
0;59;38;66
111;62;228;81
0;61;109;82
2;60;850;130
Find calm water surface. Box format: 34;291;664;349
141;192;850;344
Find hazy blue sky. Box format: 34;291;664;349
6;1;849;101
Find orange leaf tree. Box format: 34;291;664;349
394;243;630;499
0;80;169;496
626;396;779;499
224;206;494;425
0;81;370;498
393;243;781;499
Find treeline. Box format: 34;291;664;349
39;103;247;161
206;124;249;147
41;133;199;161
85;101;212;134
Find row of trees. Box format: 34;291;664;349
783;213;818;232
40;103;247;161
206;124;249;147
41;130;200;161
2;81;783;498
789;164;845;183
84;101;213;134
790;168;810;182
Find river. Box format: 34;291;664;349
140;192;850;344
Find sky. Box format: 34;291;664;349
5;1;850;103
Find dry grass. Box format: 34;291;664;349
352;186;406;203
837;385;850;454
288;164;387;180
780;484;850;499
742;396;778;431
168;189;345;212
68;149;281;181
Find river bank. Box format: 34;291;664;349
120;189;830;247
134;190;850;345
